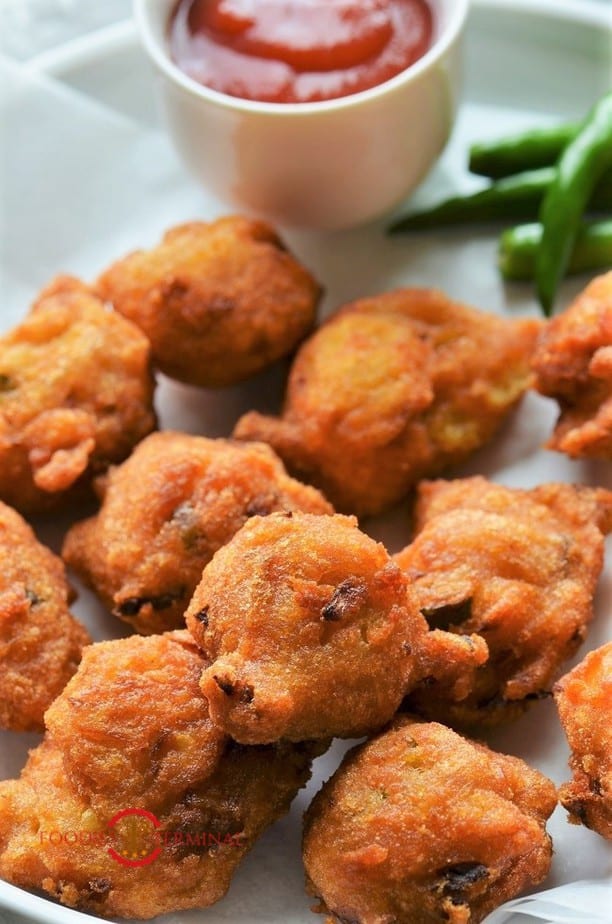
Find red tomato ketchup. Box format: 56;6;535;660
169;0;434;104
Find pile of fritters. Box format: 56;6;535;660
0;632;322;918
0;232;610;924
63;432;332;634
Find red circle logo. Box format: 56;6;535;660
107;808;162;868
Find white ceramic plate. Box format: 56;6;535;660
1;1;611;922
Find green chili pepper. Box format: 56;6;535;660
469;122;581;178
499;220;612;281
536;91;612;316
387;166;612;234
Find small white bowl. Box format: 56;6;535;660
134;0;468;230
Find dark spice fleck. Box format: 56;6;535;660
25;588;41;606
524;690;552;702
195;606;209;626
439;862;488;897
214;676;235;696
572;801;589;826
172;502;202;549
245;497;275;517
240;684;254;704
590;776;603;796
477;693;506;710
0;374;15;393
321;579;366;622
116;589;186;618
117;597;142;617
151;590;186;611
421;598;472;631
86;878;111;900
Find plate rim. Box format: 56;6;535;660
2;1;611;922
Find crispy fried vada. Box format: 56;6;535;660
234;288;541;516
0;276;156;514
396;476;612;728
63;432;332;634
532;271;612;459
97;217;321;388
186;512;428;743
555;642;612;839
0;631;321;919
303;717;557;924
0;500;89;732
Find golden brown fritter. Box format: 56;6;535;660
0;631;321;919
0;276;156;514
44;631;226;812
555;642;612;839
396;476;612;728
97;217;321;388
532;271;612;459
63;432;333;634
234;288;541;516
303;717;557;924
0;500;89;732
186;511;428;744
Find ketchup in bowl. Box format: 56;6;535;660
169;0;434;104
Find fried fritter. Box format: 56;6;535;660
303;717;556;924
555;642;612;839
186;511;428;743
0;631;321;919
63;432;332;634
0;500;89;732
396;476;612;728
0;276;156;514
234;288;541;516
97;217;321;388
532;271;612;459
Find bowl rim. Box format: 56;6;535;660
133;0;469;118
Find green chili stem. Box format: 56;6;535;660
536;91;612;315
